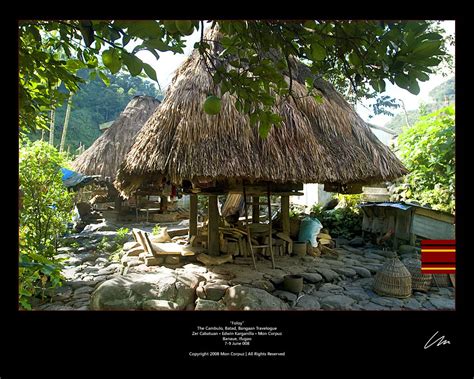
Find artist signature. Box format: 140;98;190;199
424;331;451;349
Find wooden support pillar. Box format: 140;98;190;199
208;195;220;256
160;196;168;212
281;195;290;236
252;196;260;223
189;194;198;239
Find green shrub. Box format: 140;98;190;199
115;227;129;245
19;140;75;309
310;194;363;239
152;224;162;236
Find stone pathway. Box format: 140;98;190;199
34;225;455;311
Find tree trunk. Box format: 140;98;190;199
60;93;73;152
48;108;55;146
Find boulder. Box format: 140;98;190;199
250;279;275;292
300;272;323;283
350;266;372;278
197;253;233;266
294;295;321;310
320;294;355;310
223;285;288;310
348;237;365;247
204;283;229;301
313;267;339;282
195;298;226;311
143;300;179;310
272;290;297;302
90;272;197;310
332;267;357;277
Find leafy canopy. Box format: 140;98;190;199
391;105;455;214
19;20;452;138
19;140;75;309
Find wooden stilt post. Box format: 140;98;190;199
252;196;260;223
281;195;290;237
267;183;275;269
208;195;220;256
189;194;198;239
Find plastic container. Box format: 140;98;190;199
298;216;323;247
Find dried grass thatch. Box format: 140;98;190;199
72;95;160;181
116;28;406;196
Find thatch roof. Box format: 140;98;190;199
71;95;160;181
116;28;406;196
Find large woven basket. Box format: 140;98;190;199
373;257;412;298
405;260;432;293
432;274;452;287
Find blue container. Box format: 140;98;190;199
298;216;323;247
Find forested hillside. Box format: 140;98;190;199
30;72;163;154
385;76;454;133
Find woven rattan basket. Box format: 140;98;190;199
406;260;432;293
373;257;412;298
432;274;452;287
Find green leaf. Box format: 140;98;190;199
126;20;162;40
78;21;95;47
98;71;110;86
349;52;361;66
145;38;169;52
370;78;386;93
102;49;122;74
407;79;420;95
394;73;411;90
122;52;143;76
259;122;271;138
310;43;326;61
411;40;442;58
143;63;157;82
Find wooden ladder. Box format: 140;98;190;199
243;183;275;270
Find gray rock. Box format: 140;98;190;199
344;289;370;302
314;267;339;282
195;298;226;311
403;298;423;310
348;237;365;247
223;285;289;310
300;272;323;283
267;277;282;287
311;291;333;299
251;279;275;292
364;263;384;274
321;295;355;310
428;297;455;310
352;278;375;288
332;267;357;277
323;259;345;267
97;264;121;276
295;295;321;310
318;283;344;293
176;271;202;289
303;283;315;294
196;283;206;299
334;237;350;246
350;266;372;278
90;273;183;310
361;302;386;310
204;283;229;301
371;297;404;308
51;286;73;301
38;304;75;311
422;301;437;310
273;290;297;302
57;247;74;254
175;280;196;309
74;286;94;295
72;291;91;300
143;300;179;310
364;253;385;261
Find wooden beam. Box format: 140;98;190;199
281;195;290;236
208;195;220;256
252;196;260;223
189;194;198;239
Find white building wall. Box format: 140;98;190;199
291;183;332;210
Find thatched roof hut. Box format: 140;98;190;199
71;95;160;181
116;28;406;197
